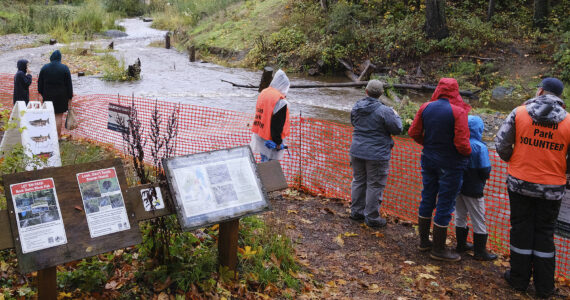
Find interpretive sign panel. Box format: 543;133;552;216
163;146;269;230
77;168;131;238
9;178;67;253
3;159;141;274
107;103;130;133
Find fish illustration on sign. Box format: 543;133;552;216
30;134;50;143
29;118;50;127
36;151;53;158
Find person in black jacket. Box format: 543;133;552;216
38;50;73;137
13;59;32;105
454;115;497;261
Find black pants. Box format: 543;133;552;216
508;190;561;294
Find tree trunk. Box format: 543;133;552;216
320;0;327;10
487;0;496;21
533;0;549;29
425;0;449;40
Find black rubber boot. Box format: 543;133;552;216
418;216;432;252
430;223;461;262
455;226;474;252
473;233;497;261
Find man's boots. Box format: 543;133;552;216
473;233;497;261
418;216;432;251
455;226;474;252
430;223;461;261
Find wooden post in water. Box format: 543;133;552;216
165;32;171;49
258;67;273;92
218;219;239;271
38;267;57;300
189;45;196;62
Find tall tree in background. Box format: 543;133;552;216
533;0;549;28
487;0;496;21
425;0;449;39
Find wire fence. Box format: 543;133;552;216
0;74;568;279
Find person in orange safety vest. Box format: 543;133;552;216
250;69;290;162
495;77;568;298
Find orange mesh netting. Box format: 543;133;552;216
0;74;568;279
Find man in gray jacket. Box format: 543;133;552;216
349;80;402;228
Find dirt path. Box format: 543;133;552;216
264;190;570;299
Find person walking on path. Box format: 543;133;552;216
38;50;73;138
349;80;402;228
408;78;471;262
455;115;497;261
495;77;568;298
250;69;290;162
13;59;32;105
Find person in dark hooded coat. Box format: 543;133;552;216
349;80;402;228
13;59;32;104
38;50;73;137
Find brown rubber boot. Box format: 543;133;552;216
430;223;461;262
418;216;432;252
455;226;474;252
473;233;498;261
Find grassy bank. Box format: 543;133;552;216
0;0;121;42
147;0;569;111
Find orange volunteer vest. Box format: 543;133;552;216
508;106;570;185
251;87;290;141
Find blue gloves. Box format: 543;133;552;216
265;140;277;149
265;140;285;150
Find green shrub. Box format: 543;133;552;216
269;26;306;53
553;32;570;82
104;0;145;17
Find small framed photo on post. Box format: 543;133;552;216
163;146;270;231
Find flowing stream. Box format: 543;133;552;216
0;19;380;123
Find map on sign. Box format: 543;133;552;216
77;167;130;238
164;146;269;230
10;178;67;253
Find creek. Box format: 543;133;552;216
0;19;397;124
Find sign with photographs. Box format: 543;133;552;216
9;178;67;253
0;101;61;170
107;103;130;133
3;159;141;274
77;167;130;238
164;146;269;230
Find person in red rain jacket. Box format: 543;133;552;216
408;78;471;262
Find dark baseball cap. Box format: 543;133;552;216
538;77;564;96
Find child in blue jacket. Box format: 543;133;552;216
455;115;497;260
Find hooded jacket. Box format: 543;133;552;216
13;59;32;104
495;94;570;200
350;96;402;161
461;116;491;197
408;78;471;168
38;50;73;113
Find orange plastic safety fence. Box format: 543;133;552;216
0;74;568;279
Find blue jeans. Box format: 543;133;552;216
418;155;464;226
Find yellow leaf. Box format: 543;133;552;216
422;265;440;274
368;283;381;293
343;232;358;237
0;294;4;300
0;261;9;272
286;224;296;229
287;210;298;214
211;224;219;230
57;292;72;299
326;280;336;287
371;232;384;238
300;218;313;224
242;246;257;258
417;273;436;280
337;279;347;285
334;234;344;247
452;283;472;290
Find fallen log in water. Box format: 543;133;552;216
221;80;480;98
